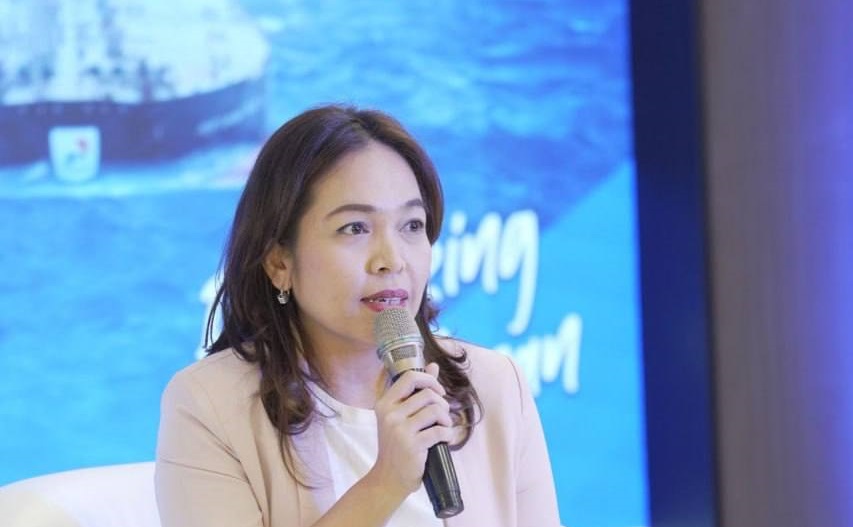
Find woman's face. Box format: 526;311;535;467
268;140;432;355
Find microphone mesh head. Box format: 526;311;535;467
374;308;422;359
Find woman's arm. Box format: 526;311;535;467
155;370;264;527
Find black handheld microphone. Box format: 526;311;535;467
373;308;464;519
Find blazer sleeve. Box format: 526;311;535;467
507;357;562;527
154;369;264;527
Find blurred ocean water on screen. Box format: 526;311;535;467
0;1;640;525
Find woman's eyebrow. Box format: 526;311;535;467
324;198;425;219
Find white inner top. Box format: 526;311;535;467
310;383;444;527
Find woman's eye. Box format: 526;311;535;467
338;222;369;235
405;219;426;232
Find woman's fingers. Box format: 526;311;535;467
424;361;440;378
409;407;454;437
415;421;455;448
398;388;452;426
376;383;452;432
370;363;453;493
378;367;445;406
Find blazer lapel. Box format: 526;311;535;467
290;420;336;525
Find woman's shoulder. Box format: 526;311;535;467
172;347;258;381
162;349;261;411
437;337;526;400
437;336;513;368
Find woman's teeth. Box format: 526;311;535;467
367;297;403;305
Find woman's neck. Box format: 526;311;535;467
313;344;388;409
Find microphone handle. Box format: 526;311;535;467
424;441;464;518
390;368;464;518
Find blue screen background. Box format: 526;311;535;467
0;1;645;525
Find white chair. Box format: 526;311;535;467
0;462;160;527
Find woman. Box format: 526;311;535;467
155;105;560;527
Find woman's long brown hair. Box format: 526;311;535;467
205;104;481;479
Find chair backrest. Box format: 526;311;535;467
0;462;160;527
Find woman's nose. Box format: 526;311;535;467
368;232;405;274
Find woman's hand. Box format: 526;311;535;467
366;362;453;500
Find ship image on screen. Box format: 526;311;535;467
0;0;268;173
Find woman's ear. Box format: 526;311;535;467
262;243;293;291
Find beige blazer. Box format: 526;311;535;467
155;344;560;527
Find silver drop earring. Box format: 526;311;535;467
277;288;291;305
